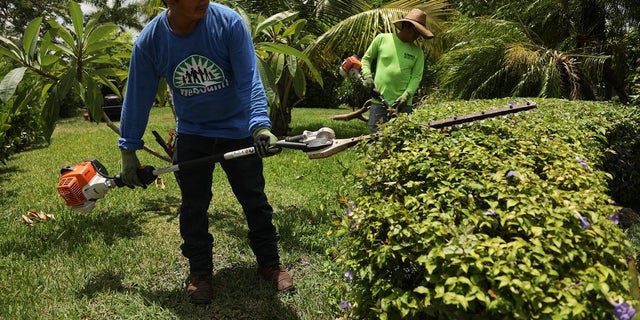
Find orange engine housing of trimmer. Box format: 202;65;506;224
339;55;363;81
57;159;109;208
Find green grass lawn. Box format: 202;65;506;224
0;106;368;319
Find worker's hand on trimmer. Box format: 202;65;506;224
253;127;281;158
363;75;374;89
120;149;144;187
395;92;409;109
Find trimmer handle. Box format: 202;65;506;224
113;166;157;188
137;166;157;186
371;88;399;117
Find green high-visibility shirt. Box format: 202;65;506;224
361;33;425;105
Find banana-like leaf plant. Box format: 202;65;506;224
0;1;129;141
242;9;324;135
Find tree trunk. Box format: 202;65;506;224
603;59;630;104
269;106;291;137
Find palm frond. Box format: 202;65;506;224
306;0;452;68
503;44;540;75
539;52;563;98
470;67;509;99
437;16;532;99
312;0;371;27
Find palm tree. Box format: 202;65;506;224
437;16;602;100
83;0;145;31
437;0;638;102
306;0;453;69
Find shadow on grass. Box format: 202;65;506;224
195;202;335;258
140;195;181;222
1;209;145;257
273;205;335;256
0;164;22;207
78;265;300;320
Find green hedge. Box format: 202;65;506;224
336;99;638;319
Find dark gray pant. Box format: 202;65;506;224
173;133;280;275
368;102;413;133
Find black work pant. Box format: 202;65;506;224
173;133;280;275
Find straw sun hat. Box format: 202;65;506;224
392;8;435;39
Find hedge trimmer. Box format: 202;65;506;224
57;128;347;211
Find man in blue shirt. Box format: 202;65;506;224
118;0;293;304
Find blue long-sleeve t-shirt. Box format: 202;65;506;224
118;3;270;150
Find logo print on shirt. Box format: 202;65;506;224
173;55;230;96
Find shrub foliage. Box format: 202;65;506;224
337;99;636;319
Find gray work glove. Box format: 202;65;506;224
120;149;143;187
362;75;374;90
252;127;281;158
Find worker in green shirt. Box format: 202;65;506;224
361;8;434;133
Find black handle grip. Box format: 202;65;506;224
371;88;390;108
138;166;157;186
113;166;157;189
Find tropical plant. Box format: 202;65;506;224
437;0;638;102
437;16;604;100
0;1;129;142
245;9;324;135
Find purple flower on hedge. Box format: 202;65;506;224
613;301;637;320
609;213;620;225
578;215;591;229
339;300;351;309
344;270;354;282
346;201;355;215
506;170;518;177
575;157;591;172
484;210;496;216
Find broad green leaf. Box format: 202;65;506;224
0;36;24;62
283;19;306;38
85;24;118;54
273;53;285;84
256;11;298;35
57;69;77;98
84;76;104;123
23;17;43;61
39;30;57;66
293;66;306;97
47;19;77;54
286;54;297;77
40;92;60;142
257;42;323;86
256;58;277;106
10;85;39;115
69;1;84;41
0;67;27;103
84;12;102;33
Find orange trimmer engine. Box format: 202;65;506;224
57;159;117;211
339;54;363;82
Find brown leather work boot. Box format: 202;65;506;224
259;264;295;292
186;274;213;304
